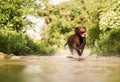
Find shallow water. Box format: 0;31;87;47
0;56;120;82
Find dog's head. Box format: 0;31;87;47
75;26;86;37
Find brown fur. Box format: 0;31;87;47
65;26;86;56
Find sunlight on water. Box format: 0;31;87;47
0;56;120;82
24;65;42;82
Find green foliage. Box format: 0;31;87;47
0;0;38;31
38;40;55;55
94;29;120;56
87;23;100;47
99;0;120;31
0;0;55;55
93;0;120;55
0;29;54;55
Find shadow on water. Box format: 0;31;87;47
0;56;120;82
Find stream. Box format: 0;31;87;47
0;55;120;82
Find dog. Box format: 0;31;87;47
65;26;86;56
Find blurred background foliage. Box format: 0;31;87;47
0;0;120;56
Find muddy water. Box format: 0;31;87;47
0;56;120;82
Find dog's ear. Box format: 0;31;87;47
75;27;79;32
82;26;86;30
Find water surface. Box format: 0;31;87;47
0;56;120;82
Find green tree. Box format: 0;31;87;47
94;0;120;55
0;0;38;31
0;0;55;55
